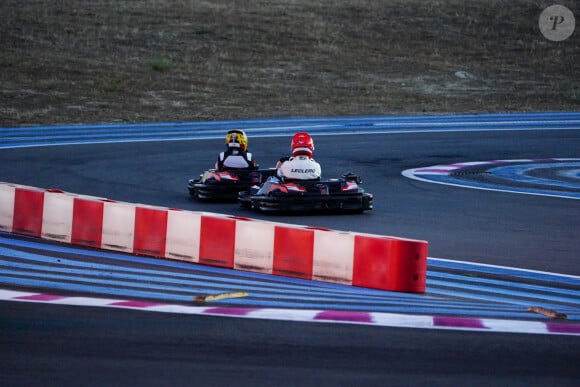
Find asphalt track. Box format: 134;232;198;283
1;114;579;386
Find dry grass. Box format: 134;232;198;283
1;0;578;126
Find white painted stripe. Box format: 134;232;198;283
371;312;435;328
248;308;321;321
481;319;549;334
415;165;459;172
143;304;220;315
50;297;123;306
0;289;33;298
451;161;491;167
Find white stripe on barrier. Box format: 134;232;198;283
234;219;275;274
165;209;202;262
41;191;74;243
0;184;15;232
102;201;135;253
312;229;354;285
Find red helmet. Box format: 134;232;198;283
291;132;314;157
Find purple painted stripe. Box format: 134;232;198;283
110;300;163;308
546;322;580;335
204;307;259;316
314;310;373;323
433;316;487;329
16;294;68;301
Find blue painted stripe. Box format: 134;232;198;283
412;174;580;199
425;281;578;313
0;271;513;312
2;112;579;149
429;257;580;286
3;233;578;307
3;117;578;135
5;232;577;289
0;233;371;291
489;162;580;190
4;111;580;131
2;243;578;316
4;248;576;307
429;271;580;301
428;275;580;306
0;246;362;296
0;259;422;304
3;119;578;139
2;259;557;311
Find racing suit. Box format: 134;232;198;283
216;149;257;170
277;155;321;180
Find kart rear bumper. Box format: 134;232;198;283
239;191;373;213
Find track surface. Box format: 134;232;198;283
1;115;579;385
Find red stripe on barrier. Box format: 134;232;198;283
352;236;427;293
12;188;44;237
133;207;168;257
199;216;235;268
389;239;428;293
273;226;314;279
71;198;104;248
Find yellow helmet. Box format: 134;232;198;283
225;129;248;151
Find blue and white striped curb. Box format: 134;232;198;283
402;158;580;199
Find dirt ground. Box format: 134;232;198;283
1;0;578;127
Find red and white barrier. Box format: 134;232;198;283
0;182;428;293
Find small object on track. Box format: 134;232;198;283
193;291;248;303
527;306;567;319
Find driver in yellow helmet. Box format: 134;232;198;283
216;129;257;170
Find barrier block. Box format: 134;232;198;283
133;206;168;257
41;190;74;243
234;218;275;274
12;186;45;237
71;197;104;248
101;200;135;253
0;183;15;232
353;235;427;293
0;180;430;294
165;209;202;262
199;214;236;268
312;228;355;285
273;226;314;279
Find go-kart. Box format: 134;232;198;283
188;168;277;201
238;172;373;213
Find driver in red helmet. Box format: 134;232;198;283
216;129;257;170
276;132;322;180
